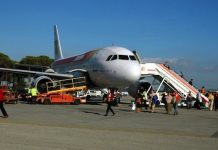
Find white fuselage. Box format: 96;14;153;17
51;46;141;88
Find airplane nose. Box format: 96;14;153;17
130;64;141;82
122;63;141;85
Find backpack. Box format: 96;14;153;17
152;95;158;104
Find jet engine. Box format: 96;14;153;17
33;76;53;93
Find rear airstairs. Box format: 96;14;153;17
140;63;209;105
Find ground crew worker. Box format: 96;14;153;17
30;86;38;104
25;87;31;103
140;88;148;110
0;89;8;118
208;92;214;111
104;89;115;116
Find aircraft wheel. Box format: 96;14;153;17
74;99;80;105
44;98;51;105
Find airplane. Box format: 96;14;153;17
0;25;141;94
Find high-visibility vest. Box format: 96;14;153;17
142;91;147;100
31;88;38;96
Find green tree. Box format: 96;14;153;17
20;55;54;66
0;52;13;68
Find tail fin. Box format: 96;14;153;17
54;25;64;60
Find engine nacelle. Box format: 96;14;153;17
33;76;53;93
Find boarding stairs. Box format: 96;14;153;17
45;77;87;94
140;63;209;105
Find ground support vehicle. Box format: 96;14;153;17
0;86;19;104
36;93;86;105
36;77;87;105
3;90;19;104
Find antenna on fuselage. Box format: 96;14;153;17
54;25;64;60
132;50;141;63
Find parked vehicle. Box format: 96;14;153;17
178;100;187;107
86;90;103;97
77;89;104;101
3;90;19;104
120;91;129;96
0;86;19;104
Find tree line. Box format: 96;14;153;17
0;52;54;68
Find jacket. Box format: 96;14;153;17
0;89;4;102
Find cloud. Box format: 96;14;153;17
202;65;218;72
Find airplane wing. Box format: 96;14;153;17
0;67;74;78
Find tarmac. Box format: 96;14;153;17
0;97;218;150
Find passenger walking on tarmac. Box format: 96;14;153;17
208;92;214;111
165;93;173;114
147;90;152;110
30;86;38;104
135;90;142;113
195;91;202;110
172;92;181;115
0;89;8;118
186;91;193;109
149;89;157;113
161;92;167;111
104;89;115;116
214;92;218;111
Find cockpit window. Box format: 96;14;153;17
111;55;117;60
119;55;129;60
129;55;137;61
106;55;112;61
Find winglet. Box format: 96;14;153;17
54;25;64;60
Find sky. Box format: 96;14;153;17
0;0;218;89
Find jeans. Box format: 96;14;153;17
173;103;178;115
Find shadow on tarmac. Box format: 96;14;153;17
81;110;102;116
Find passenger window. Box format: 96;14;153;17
119;55;129;60
111;55;117;60
129;55;137;61
106;55;112;61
